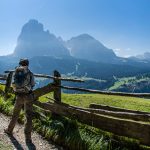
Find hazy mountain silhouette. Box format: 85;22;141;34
129;52;150;62
66;34;118;63
1;19;150;82
13;19;70;58
12;19;124;64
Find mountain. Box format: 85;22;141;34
27;56;150;80
13;19;70;58
66;34;118;63
1;55;149;79
129;52;150;62
12;19;122;64
1;19;150;92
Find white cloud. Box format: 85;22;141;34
114;48;122;56
114;48;133;58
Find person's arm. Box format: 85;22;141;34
30;72;35;88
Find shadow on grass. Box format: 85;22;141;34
37;114;86;150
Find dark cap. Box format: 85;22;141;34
19;58;29;66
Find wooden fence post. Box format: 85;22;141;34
5;72;13;98
53;70;61;103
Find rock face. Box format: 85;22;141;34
13;19;70;58
13;20;117;63
66;34;117;63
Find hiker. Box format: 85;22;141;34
5;58;35;143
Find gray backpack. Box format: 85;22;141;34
14;66;32;93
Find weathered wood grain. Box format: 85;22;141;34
60;85;150;98
4;72;13;95
45;96;150;122
53;70;61;102
0;77;6;81
5;70;84;82
34;101;150;146
90;103;150;115
33;83;55;99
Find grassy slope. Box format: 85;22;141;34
108;75;150;92
40;93;150;112
39;93;150;150
108;77;135;91
1;85;150;149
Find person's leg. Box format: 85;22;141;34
24;94;33;141
5;95;24;134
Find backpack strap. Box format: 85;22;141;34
26;69;35;89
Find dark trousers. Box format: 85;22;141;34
7;94;34;140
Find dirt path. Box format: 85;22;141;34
0;113;64;150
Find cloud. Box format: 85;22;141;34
114;48;121;55
114;48;133;58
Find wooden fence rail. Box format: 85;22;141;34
34;100;150;146
0;77;7;80
59;85;150;98
4;70;84;82
2;70;150;98
90;103;150;115
1;69;150;146
45;96;150;122
4;72;13;96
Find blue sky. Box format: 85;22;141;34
0;0;150;57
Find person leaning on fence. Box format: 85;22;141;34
4;58;35;144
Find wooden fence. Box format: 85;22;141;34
0;70;150;146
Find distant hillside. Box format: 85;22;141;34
28;56;150;79
66;34;118;63
13;19;70;58
1;55;150;91
1;55;149;79
109;73;150;93
129;52;150;62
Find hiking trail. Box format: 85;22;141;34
0;113;63;150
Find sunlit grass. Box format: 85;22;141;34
0;140;12;150
40;93;150;112
1;84;150;149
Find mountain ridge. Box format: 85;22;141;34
1;19;150;92
66;33;118;63
12;19;122;63
13;19;70;58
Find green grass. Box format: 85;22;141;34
40;93;150;112
38;93;150;149
109;77;135;91
1;85;150;150
108;76;150;91
0;94;112;150
0;140;12;150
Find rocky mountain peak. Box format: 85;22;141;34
13;19;70;58
21;19;43;33
66;34;117;63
